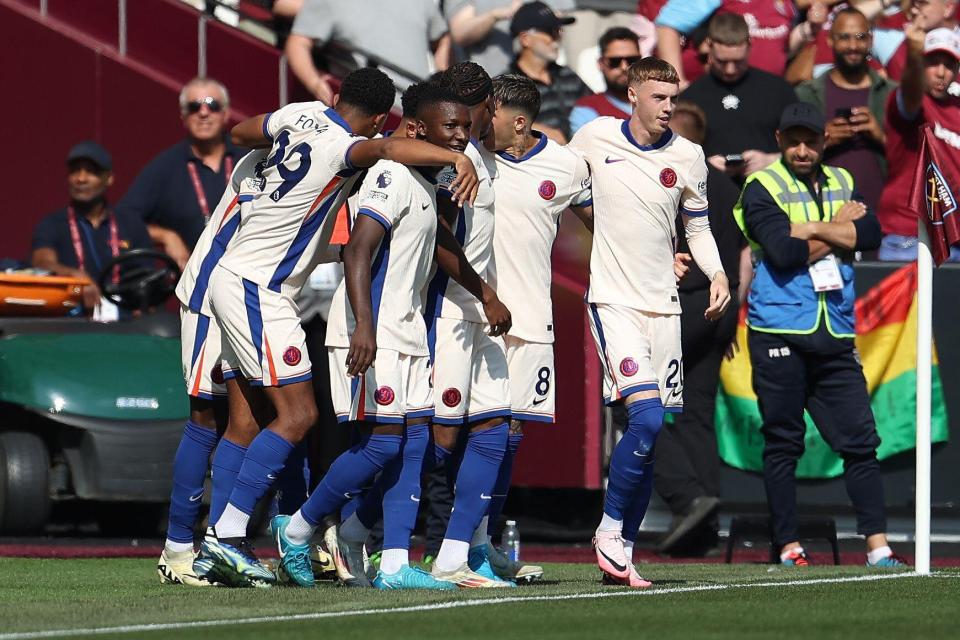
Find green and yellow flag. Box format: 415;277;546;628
715;263;950;479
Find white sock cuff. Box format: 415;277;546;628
867;545;893;564
165;539;194;554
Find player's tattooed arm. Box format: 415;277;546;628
348;139;480;207
231;115;271;149
434;215;512;337
341;216;384;377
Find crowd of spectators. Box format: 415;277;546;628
268;0;960;261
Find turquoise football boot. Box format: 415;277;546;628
468;545;516;587
271;515;315;587
373;565;457;590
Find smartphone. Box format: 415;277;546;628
724;153;745;167
835;107;853;120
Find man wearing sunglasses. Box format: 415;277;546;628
569;27;641;135
118;77;245;270
508;1;590;143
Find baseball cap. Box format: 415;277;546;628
510;1;575;37
66;141;112;171
778;102;824;135
924;28;960;61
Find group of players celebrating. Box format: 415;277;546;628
157;56;731;591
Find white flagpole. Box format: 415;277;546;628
915;220;933;575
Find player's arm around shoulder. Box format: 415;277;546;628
347;138;479;207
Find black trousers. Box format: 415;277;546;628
748;327;887;547
654;288;737;523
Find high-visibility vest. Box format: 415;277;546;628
733;159;858;338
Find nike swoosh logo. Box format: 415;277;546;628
598;548;627;573
344;492;356;499
480;493;492;500
189;494;203;502
605;156;625;164
421;203;430;210
410;495;421;502
532;398;546;406
632;450;647;457
266;474;277;480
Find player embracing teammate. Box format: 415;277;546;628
162;57;730;592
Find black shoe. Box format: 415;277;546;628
656;496;720;554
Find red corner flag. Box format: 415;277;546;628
910;125;960;265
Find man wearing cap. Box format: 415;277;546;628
733;103;904;568
876;25;960;261
508;1;590;143
118;77;245;269
32;142;153;312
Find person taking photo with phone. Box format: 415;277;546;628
680;13;797;184
795;7;896;212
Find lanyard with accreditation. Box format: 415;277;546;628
67;206;120;285
187;155;234;223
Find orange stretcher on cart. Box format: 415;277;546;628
0;272;91;316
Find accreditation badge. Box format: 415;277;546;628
808;254;843;292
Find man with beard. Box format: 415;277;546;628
796;7;896;212
733;102;903;568
569;27;641;135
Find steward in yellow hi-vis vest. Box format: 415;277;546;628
732;103;904;568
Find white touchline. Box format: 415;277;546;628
0;572;943;640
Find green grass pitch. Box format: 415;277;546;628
0;559;957;639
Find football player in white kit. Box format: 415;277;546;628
200;68;481;587
271;82;475;590
421;62;523;589
569;57;731;587
478;74;595;583
157;148;267;586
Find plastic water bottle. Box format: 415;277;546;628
502;520;521;562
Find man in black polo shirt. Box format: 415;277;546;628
118;77;245;268
32;142;152;313
509;1;590;143
680;12;797;183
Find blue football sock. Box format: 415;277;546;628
226;429;295;516
423;441;452;473
444;423;508;543
275;441;309;515
621;457;655;543
299;433;402;527
165;421;219;544
486;432;522;537
381;424;428;550
603;398;663;521
209;437;248;525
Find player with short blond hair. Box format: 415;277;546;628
570;56;731;587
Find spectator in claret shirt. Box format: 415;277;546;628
873;0;957;82
877;26;960;261
569;27;640;134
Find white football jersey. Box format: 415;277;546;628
491;133;591;343
326;160;439;356
175;149;269;315
218;104;364;297
569;117;708;315
425;140;496;323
